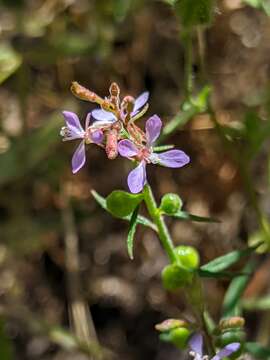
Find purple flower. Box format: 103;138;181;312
61;111;104;174
118;115;190;193
189;333;240;360
92;91;149;123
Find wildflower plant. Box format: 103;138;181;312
60;82;266;359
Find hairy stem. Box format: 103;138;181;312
143;184;177;263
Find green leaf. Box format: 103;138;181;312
200;247;255;273
198;269;243;279
91;190;157;232
222;260;256;317
106;190;144;218
0;43;22;84
242;296;270;311
170;210;219;223
127;206;139;259
245;342;270;359
175;0;214;27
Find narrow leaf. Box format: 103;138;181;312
91;190;157;232
106;190;143;218
222;260;256;317
200;247;255;273
170;210;219;223
198;269;247;279
127;206;139;259
241;296;270;311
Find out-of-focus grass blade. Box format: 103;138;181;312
0;110;63;186
200;247;256;273
242;296;270;311
245;342;270;359
127;206;139;259
0;318;14;360
0;43;22;84
222;260;256;318
91;190;157;232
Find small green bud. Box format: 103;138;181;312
155;319;188;333
160;193;182;215
170;327;191;349
174;245;200;269
162;264;193;290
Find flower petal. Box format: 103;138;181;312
132;91;149;114
62;111;84;135
211;343;240;360
189;333;203;356
146;115;162;145
72;141;86;174
155;149;190;168
118;140;139;158
91;129;104;144
127;161;147;194
92;108;116;123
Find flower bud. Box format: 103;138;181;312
170;327;191;349
109;82;120;97
174;245;200;269
160;193;182;214
155;319;188;332
162;264;193;290
219;317;245;331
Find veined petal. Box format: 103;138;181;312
91;129;104;144
62;111;84;136
211;343;240;360
155;149;190;168
189;333;203;356
72;141;86;174
92;108;116;123
132;91;149;114
146;115;162;145
85;112;91;130
118;139;139;158
127;161;147;194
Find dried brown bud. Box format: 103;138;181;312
70;82;103;105
219;316;245;331
106;128;118;160
122;96;135;114
109;82;120;97
155;319;189;333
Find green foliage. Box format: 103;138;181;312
222;260;256;317
174;0;214;27
169;210;219;223
242;296;270;311
91;190;157;231
106;190;144;218
174;245;200;269
0;43;22;84
127;206;139;259
200;247;256;273
0;110;64;186
243;0;270;16
245;342;270;359
160;193;183;215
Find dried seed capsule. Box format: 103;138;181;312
109;82;120;97
219;317;245;331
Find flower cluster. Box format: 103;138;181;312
61;82;190;193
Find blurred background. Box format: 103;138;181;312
1;0;270;359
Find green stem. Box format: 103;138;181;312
143;184;177;263
183;30;193;100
